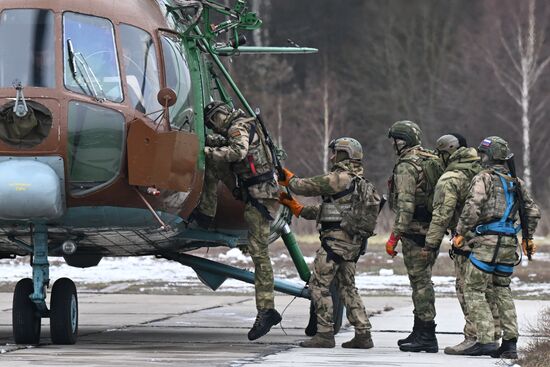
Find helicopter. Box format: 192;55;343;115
0;0;347;346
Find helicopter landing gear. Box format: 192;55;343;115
11;224;79;345
50;278;78;345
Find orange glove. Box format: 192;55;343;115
279;192;303;217
452;235;464;248
522;238;536;258
386;233;400;257
278;168;295;187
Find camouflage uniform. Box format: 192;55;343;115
200;110;279;311
424;147;501;341
457;164;540;345
288;160;371;335
389;145;443;322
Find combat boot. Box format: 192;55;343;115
247;309;282;341
490;338;518;359
462;341;498;356
444;337;477;355
188;210;213;230
397;316;420;346
300;331;335;348
342;331;374;349
399;320;438;353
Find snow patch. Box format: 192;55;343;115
378;268;394;276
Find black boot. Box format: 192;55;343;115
248;309;282;341
188;210;213;229
399;320;438;353
397;316;421;346
491;338;518;359
462;341;498;356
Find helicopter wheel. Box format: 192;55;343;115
12;278;41;345
50;278;78;345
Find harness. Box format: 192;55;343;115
318;181;355;226
469;171;520;276
474;173;521;236
236;120;276;221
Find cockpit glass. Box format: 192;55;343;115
63;12;123;103
119;24;162;117
0;9;55;88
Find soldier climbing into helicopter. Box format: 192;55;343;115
190;101;282;341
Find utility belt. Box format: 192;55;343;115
238;171;276;221
474;220;521;237
402;233;426;247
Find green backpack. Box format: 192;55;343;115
337;175;381;239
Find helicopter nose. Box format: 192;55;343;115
0;158;65;220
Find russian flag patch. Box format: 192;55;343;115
481;139;492;147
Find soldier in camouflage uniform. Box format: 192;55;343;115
279;138;376;349
386;121;444;353
192;101;282;341
422;134;501;354
454;136;540;358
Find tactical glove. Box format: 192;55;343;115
522;238;536;257
452;235;464;248
385;233;400;257
278;168;295;187
279;192;303;217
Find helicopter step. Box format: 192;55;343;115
12;224;79;345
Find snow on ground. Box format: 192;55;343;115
1;256;549;296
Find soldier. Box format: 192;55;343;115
192;101;282;341
278;138;379;348
385;121;444;353
454;136;540;358
422;134;501;354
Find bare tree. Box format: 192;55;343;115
483;0;550;191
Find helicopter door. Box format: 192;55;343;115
126;28;199;193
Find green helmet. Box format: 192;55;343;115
436;133;467;155
478;136;511;161
204;101;231;130
388;120;422;147
329;137;363;160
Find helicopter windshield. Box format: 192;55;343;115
0;9;55;88
119;24;162;116
63;12;123;103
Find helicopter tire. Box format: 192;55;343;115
50;278;78;345
12;278;41;345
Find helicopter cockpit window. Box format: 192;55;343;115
67;101;124;196
119;24;162;118
0;9;55;88
160;34;194;132
63;12;123;103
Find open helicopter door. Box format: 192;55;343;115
127;29;201;196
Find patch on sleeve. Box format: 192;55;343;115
231;130;242;138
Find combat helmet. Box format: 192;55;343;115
477;136;511;162
329;137;363;160
388;120;422;147
436;133;467;155
204;101;231;130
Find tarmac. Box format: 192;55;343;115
0;292;547;366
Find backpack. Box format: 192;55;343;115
337;175;381;239
403;149;444;214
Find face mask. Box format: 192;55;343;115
393;139;407;154
438;150;451;166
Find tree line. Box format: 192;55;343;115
226;0;550;235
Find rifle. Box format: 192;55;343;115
507;154;532;260
254;107;285;179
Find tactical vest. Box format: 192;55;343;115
231;117;275;184
318;177;354;227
